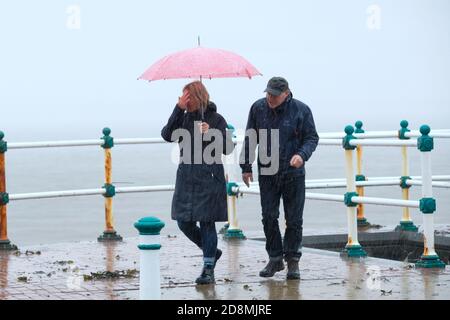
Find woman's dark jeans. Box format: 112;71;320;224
177;220;218;265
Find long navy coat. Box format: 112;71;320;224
161;102;234;222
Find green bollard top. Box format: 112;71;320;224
400;120;409;129
103;127;111;136
101;127;114;149
344;125;354;135
420;125;431;136
343;125;356;150
134;217;165;235
354;121;364;134
399;120;410;140
417;124;433;152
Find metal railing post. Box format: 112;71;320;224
341;125;367;258
224;182;246;239
354;121;370;228
396;120;418;232
223;124;245;239
0;131;17;251
220;123;237;234
415;125;445;268
98;128;122;242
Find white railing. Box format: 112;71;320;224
319;129;450;139
8;138;167;150
0;123;448;268
9;185;177;201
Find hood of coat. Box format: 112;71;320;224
206;101;217;113
185;101;218;122
189;101;217;118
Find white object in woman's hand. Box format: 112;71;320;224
198;122;209;133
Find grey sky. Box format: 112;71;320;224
1;0;449;141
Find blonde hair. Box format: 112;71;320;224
183;81;210;112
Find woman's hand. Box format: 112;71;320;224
177;91;190;110
198;122;209;133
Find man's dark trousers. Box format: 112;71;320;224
258;174;305;262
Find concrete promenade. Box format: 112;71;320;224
0;233;449;300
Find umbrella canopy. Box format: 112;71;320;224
138;46;262;81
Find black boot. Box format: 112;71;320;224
196;264;215;285
259;259;284;277
214;249;222;268
286;260;300;280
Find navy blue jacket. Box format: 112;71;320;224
240;93;319;176
161;102;234;222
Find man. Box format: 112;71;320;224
240;77;319;280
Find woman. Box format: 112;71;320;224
161;81;234;285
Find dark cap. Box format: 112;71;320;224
264;77;289;96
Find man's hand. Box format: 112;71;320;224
290;154;304;168
177;91;190;110
242;172;253;188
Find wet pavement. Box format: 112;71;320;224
0;232;449;300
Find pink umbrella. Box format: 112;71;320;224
138;46;262;81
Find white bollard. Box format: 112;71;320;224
134;217;165;299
